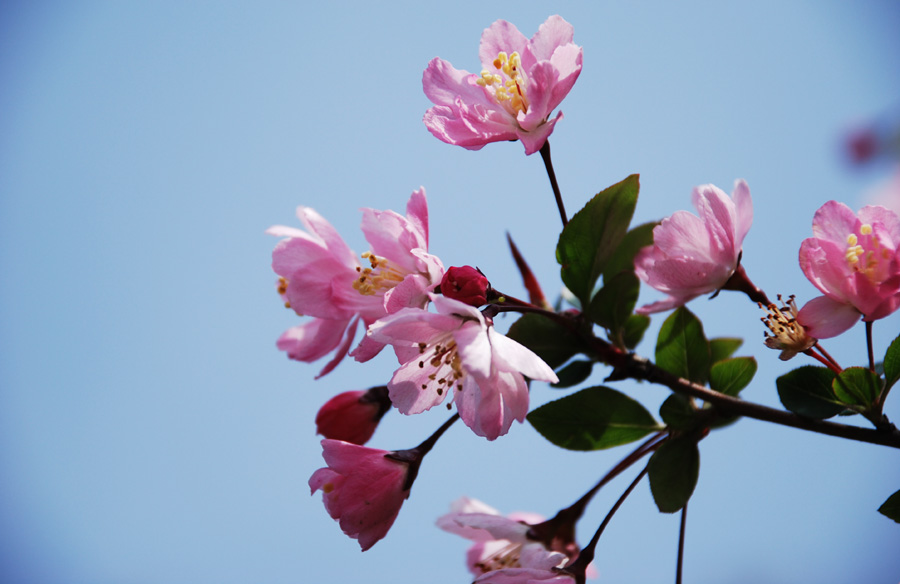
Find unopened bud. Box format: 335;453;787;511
439;266;490;307
315;386;391;445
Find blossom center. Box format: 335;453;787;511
415;338;465;399
353;252;405;296
760;294;815;360
476;51;529;115
474;541;525;574
277;277;291;309
844;224;892;283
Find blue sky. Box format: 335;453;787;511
1;2;899;583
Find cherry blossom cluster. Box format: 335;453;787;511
267;13;900;583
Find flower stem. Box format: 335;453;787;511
527;431;665;550
720;263;770;306
811;342;841;371
803;346;842;375
561;465;650;584
539;140;568;227
491;303;900;448
866;320;876;373
389;413;459;490
676;502;687;584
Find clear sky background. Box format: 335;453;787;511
2;2;900;583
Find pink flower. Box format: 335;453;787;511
438;497;551;577
423;16;582;155
268;189;444;376
634;180;753;314
440;265;491;307
309;439;411;551
315;387;391;445
796;201;900;338
366;295;558;441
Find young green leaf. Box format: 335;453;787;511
551;360;594;389
709;357;757;396
709;337;743;364
601;221;657;281
659;394;696;431
883;334;900;392
776;366;843;419
557;175;639;305
623;314;651;350
648;436;700;513
506;313;584;370
527;386;661;451
832;367;881;408
878;488;900;523
655;307;710;385
588;271;640;334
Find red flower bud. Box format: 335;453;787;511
440;266;490;307
315;387;391;445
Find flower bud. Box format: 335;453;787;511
315;386;391;445
440;266;490;307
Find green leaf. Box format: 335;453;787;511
878;488;900;523
527;386;661;451
883;334;900;392
655;307;710;385
588;272;640;334
659;394;696;431
709;357;757;397
551;360;594;389
648;437;700;513
506;313;584;370
601;221;657;281
623;314;651;350
832;367;881;408
557;175;639;305
709;338;743;364
776;366;843;419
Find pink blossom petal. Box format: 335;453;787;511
810;200;859;242
797;295;861;338
387;352;452;414
276;318;351;363
405;187;430;248
518;113;560;155
455;321;492;377
487;329;558;382
422;57;484;107
731;179;753;249
517;61;560;131
479;20;529;71
315;317;360;379
530;15;575;61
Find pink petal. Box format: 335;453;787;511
529;15;574;61
810;200;858;243
859;204;900;243
387;353;452;414
731;179;753;249
547;43;582;110
276;318;350;363
487;329;557;383
422;57;484;106
405;187;430;248
479;20;529;71
517;61;560;132
315;317;360;378
455;320;492;378
797;295;861;338
518;112;560;155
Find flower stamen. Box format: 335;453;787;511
475;51;529;115
760;294;816;360
353;252;405;296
